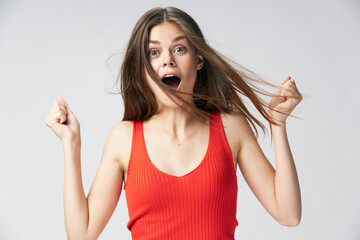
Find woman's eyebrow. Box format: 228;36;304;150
149;36;187;45
172;36;186;43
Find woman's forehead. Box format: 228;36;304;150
149;22;185;42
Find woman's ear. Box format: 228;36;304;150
197;54;204;70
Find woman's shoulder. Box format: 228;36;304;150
108;120;134;171
108;120;134;145
111;120;133;136
220;109;248;128
220;109;251;146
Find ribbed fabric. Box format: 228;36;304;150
124;110;238;239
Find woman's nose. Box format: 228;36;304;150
162;53;175;67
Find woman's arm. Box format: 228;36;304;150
227;112;301;227
270;123;301;225
267;76;302;225
45;96;125;239
62;124;124;240
62;138;89;238
226;76;302;226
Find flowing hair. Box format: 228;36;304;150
111;6;300;138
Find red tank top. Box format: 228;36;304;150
124;110;238;239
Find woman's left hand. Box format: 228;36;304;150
269;76;303;124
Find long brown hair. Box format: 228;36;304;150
115;6;298;138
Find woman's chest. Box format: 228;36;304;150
120;116;239;185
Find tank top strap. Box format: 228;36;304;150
208;110;234;164
130;120;143;155
123;120;144;190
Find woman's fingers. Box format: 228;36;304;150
280;75;291;86
271;76;301;107
45;96;80;142
57;96;73;113
54;97;68;124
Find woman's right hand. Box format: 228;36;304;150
45;96;81;143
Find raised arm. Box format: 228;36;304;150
223;76;302;227
45;96;126;239
232;112;301;226
62;125;124;239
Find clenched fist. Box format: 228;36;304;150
45;96;81;143
269;76;303;124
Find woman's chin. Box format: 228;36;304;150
157;95;192;109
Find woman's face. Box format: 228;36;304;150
145;21;204;109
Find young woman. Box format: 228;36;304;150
45;6;302;240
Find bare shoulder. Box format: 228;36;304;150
220;109;248;127
107;120;133;172
220;109;254;160
220;109;250;139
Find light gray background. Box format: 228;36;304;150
1;0;359;239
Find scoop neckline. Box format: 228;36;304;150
140;116;213;179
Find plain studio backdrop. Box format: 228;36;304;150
1;0;359;239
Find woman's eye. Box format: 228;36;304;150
148;50;159;57
175;46;185;53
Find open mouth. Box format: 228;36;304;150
162;75;181;89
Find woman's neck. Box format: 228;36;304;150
146;107;200;140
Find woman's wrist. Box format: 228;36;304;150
62;135;81;148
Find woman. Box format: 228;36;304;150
45;6;302;240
